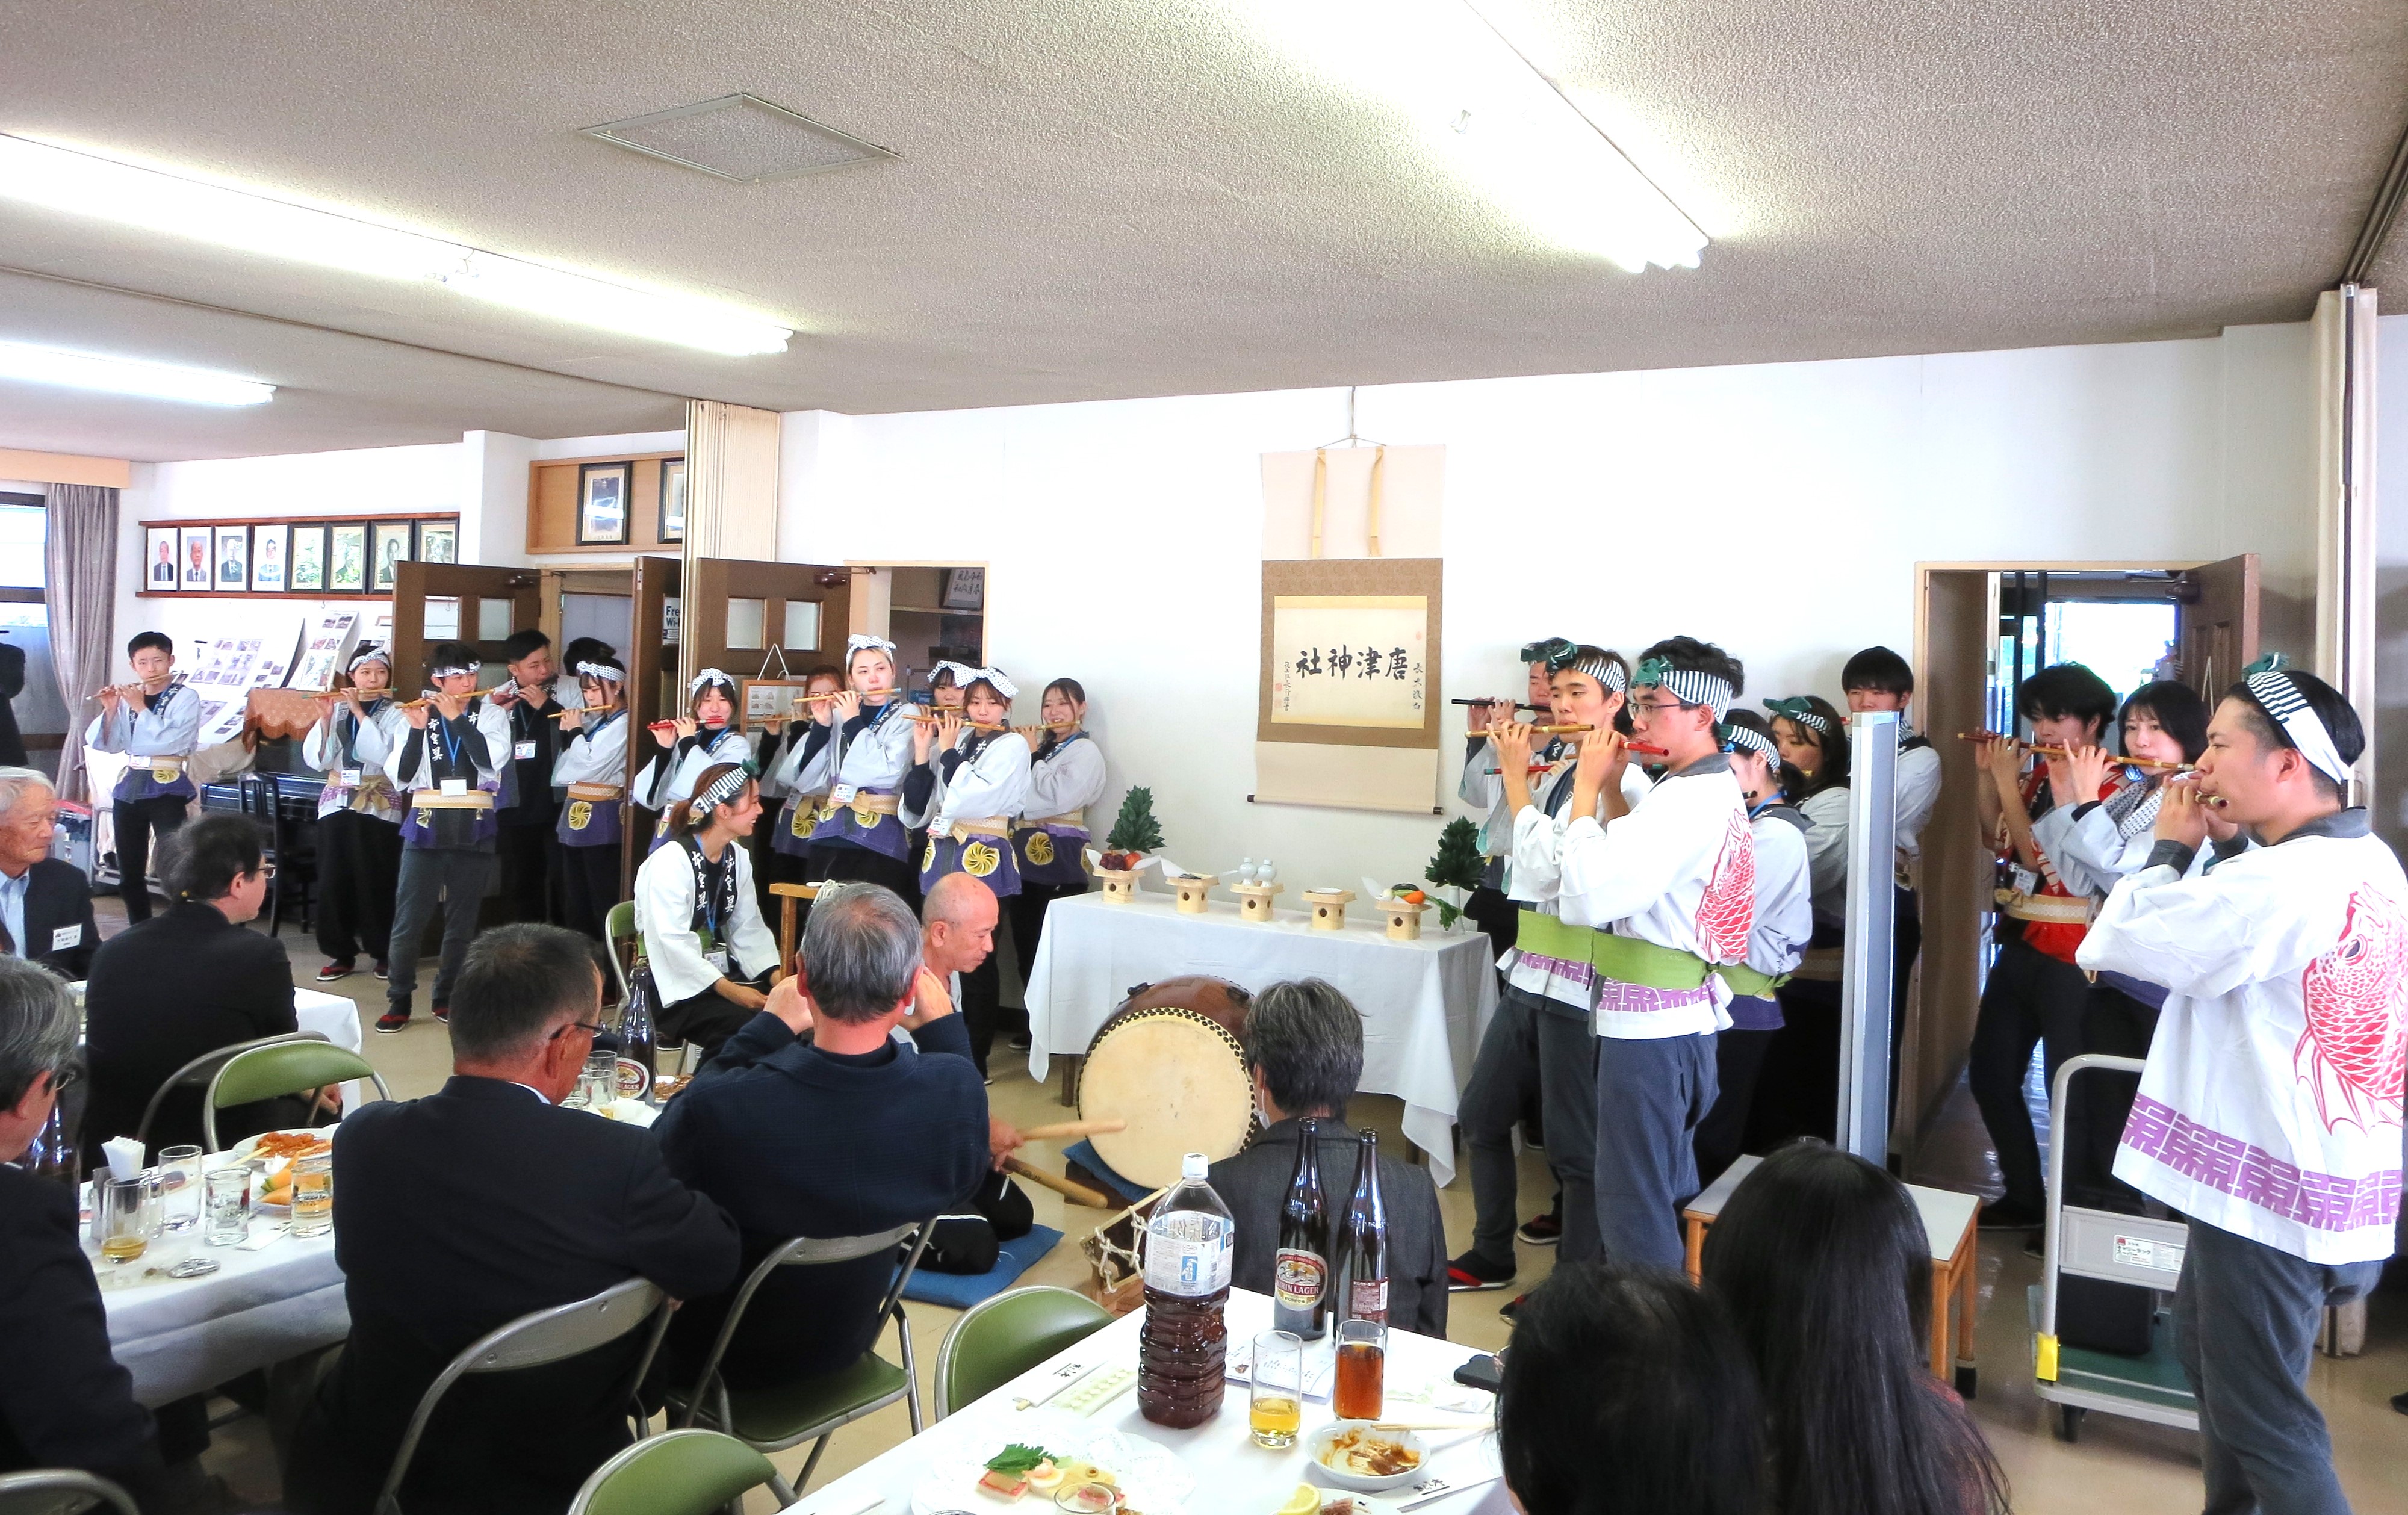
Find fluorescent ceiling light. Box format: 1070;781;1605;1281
0;340;273;406
1234;0;1708;273
0;134;795;356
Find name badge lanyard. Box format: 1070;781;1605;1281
339;699;387;770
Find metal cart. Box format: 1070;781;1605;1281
2030;1053;2199;1443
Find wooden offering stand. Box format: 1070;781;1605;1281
1097;857;1141;904
1230;881;1283;923
1168;874;1215;914
1302;888;1356;931
1383;896;1427;941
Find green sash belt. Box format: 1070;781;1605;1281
1515;910;1715;991
1714;961;1789;999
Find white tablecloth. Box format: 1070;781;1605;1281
96;1213;346;1408
794;1288;1509;1515
294;985;366;1109
1024;893;1498;1188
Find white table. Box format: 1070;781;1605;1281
794;1288;1510;1515
293;985;367;1108
1024;893;1498;1187
96;1211;346;1408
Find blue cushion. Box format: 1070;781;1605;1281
1061;1140;1156;1203
899;1225;1064;1309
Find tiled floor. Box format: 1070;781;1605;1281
164;901;2406;1512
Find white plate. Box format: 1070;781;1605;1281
909;1421;1193;1515
227;1128;334;1215
1306;1424;1429;1493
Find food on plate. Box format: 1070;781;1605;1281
1275;1486;1318;1515
1317;1427;1422;1478
1321;1501;1361;1515
249;1131;331;1163
979;1445;1063;1504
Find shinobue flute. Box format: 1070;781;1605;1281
1957;732;2189;773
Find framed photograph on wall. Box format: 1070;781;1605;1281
738;677;815;733
144;527;178;590
370;519;413;590
942;566;986;611
249;525;287;592
577;461;631;545
328;524;368;592
417;519;458;564
658;459;686;544
288;525;327;592
178;527;213;589
213;525;249;591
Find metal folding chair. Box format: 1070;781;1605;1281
134;1030;327;1150
0;1469;141;1515
201;1038;391;1151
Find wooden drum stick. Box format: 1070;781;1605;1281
1016;1118;1128;1143
1001;1156;1114;1208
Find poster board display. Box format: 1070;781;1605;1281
183;621;303;746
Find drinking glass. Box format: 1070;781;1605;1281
577;1051;618;1111
289;1154;334;1238
155;1145;204;1232
1248;1329;1304;1448
98;1177;152;1263
203;1165;252;1247
1333;1317;1386;1421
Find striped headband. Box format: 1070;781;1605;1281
577;660;626;683
1562;652;1626;693
687;761;756;820
687;668;736;699
1633;657;1733;716
430;656;479;679
347;648;391;673
2242;663;2350;785
1763;697;1832;734
1719;722;1779;763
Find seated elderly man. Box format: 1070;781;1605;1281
0;767;96;977
655;882;991;1390
286;925;739;1515
1208;977;1449;1337
0;956;171;1508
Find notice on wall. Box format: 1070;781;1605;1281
185;620;303;747
288;610;360;694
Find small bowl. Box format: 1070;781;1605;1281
1307;1424;1429;1493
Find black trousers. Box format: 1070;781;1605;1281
315;810;402;963
661;985;759;1061
1694;1025;1777;1188
558;843;621;944
1006;878;1087;1037
810;844;920;910
495;819;560;925
1464;885;1521;961
1891;886;1921;1118
1749;976;1843;1150
2067;983;2161;1212
113;794;187;923
961;953;1004;1077
1967;934;2093;1213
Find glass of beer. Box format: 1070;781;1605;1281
1333;1318;1385;1421
1249;1329;1305;1448
98;1177;152;1263
155;1145;204;1232
289;1154;334;1238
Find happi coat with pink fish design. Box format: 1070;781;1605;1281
2078;810;2408;1264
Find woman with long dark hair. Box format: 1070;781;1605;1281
1702;1142;2008;1515
1750;693;1852;1147
1008;678;1105;1026
1497;1259;1767;1515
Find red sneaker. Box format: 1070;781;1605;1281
374;1009;410;1034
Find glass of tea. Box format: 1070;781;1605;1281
289;1154;334;1238
98;1177;153;1263
1333;1317;1386;1421
1249;1329;1305;1448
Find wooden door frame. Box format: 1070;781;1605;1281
388;562;542;695
622;554;682;891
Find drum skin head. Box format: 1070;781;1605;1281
1079;1007;1255;1188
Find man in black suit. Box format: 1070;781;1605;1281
0;639;26;767
0;769;96;978
0;956;171;1508
286;925;739;1515
655;883;990;1390
79;814;293;1159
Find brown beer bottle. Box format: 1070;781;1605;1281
1335;1130;1389;1325
1138;1152;1233;1428
1272;1118;1330;1340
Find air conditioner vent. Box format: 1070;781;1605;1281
582;94;897;183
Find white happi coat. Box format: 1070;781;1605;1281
1498;760;1654;1014
2076;811;2407;1264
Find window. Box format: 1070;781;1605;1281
0;501;43;589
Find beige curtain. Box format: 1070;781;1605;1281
42;483;117;804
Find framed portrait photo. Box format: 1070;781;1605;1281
178;527;213;589
144;527;179;590
213;525;249;592
328;524;368;592
577;461;631;546
417;519;458;565
658;459;686;544
370;519;414;591
288;525;327;592
249;525;287;592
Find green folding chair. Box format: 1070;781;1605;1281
668;1222;937;1502
565;1428;789;1515
134;1030;326;1149
933;1285;1112;1421
606;901;714;1005
202;1039;391;1151
0;1470;141;1515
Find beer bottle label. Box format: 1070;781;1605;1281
1349;1278;1389;1322
1273;1248;1327;1310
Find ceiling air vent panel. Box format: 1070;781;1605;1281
582;93;898;183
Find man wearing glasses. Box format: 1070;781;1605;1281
0;766;97;978
287;924;737;1515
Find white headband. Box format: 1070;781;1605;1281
1639;666;1733;717
347;649;391;674
430;657;479;679
1563;653;1625;693
577;660;626;683
688;668;734;700
687;763;752;819
968;666;1019;701
2245;670;2352;785
846;634;897;661
929;659;981;689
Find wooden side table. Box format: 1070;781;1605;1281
1682;1153;1984;1396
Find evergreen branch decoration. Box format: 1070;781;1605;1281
1104;786;1164;854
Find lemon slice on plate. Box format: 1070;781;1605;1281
1277;1484;1320;1515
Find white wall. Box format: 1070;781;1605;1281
780;323;2318;896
